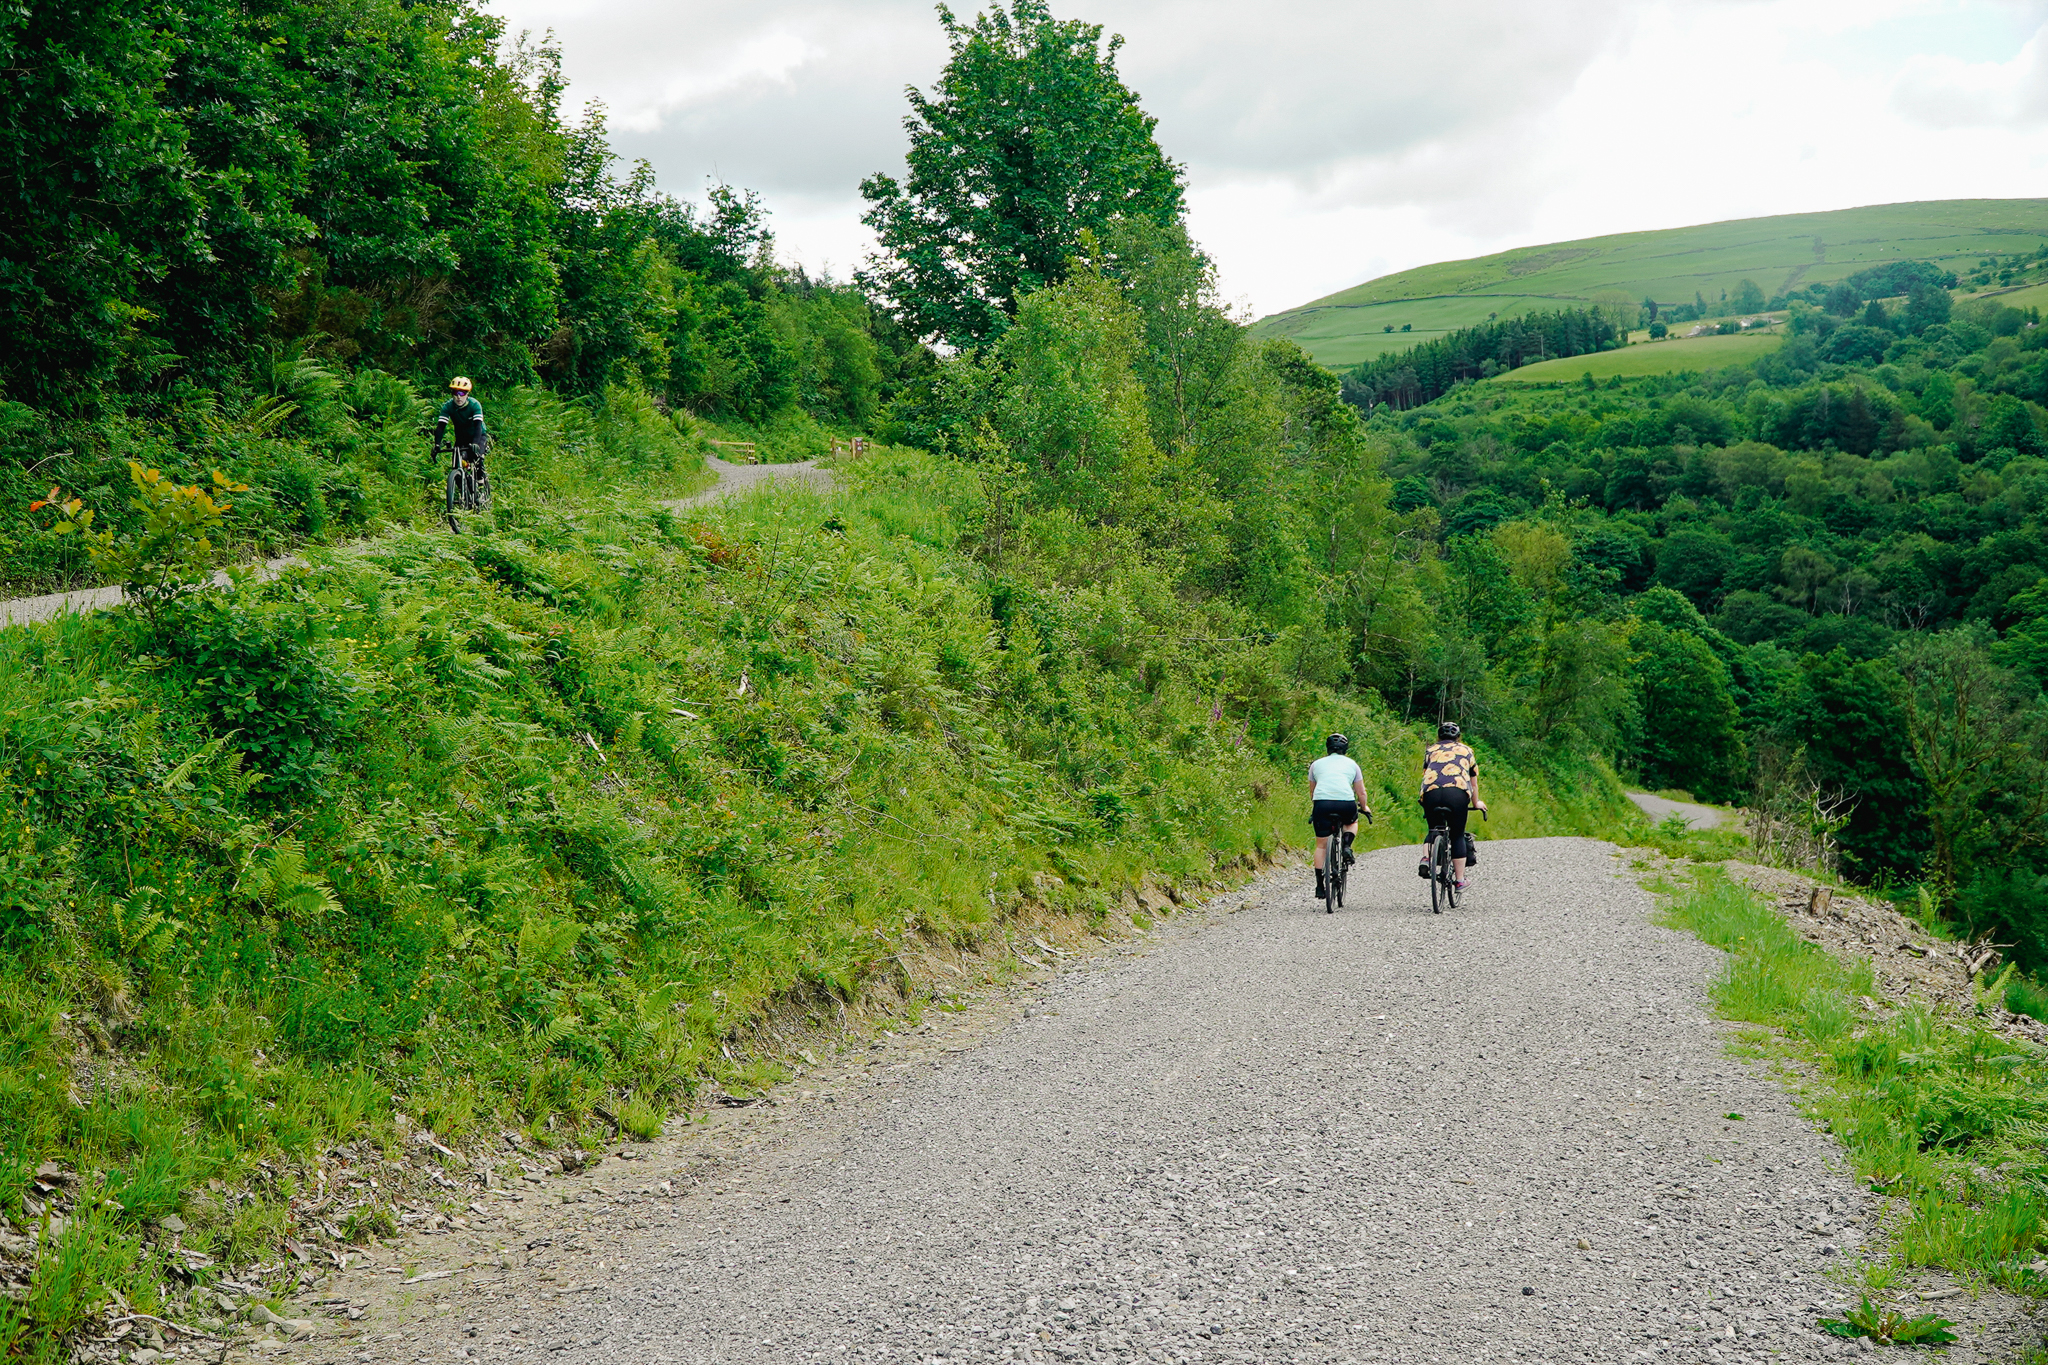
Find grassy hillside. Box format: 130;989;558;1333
1493;331;1786;384
1257;199;2048;367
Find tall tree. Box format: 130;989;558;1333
858;0;1185;349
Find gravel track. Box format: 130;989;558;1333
662;455;831;509
1625;794;1733;831
322;837;2033;1365
0;455;826;628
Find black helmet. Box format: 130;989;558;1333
1437;721;1461;741
1325;733;1349;755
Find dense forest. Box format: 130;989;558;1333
1;0;929;588
1336;282;2048;960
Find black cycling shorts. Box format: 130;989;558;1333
1310;799;1359;837
1420;786;1470;846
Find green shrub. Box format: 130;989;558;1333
160;594;357;796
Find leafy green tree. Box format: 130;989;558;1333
1901;281;1953;334
0;0;247;401
1893;631;2048;901
859;0;1185;348
1775;650;1929;879
1984;395;2044;458
1630;622;1746;800
989;265;1159;525
1995;581;2048;693
1654;529;1735;609
1733;279;1765;313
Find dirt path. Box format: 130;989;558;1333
0;456;828;629
1627;792;1734;831
282;839;2032;1365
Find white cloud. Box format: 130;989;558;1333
1892;18;2048;126
481;0;2048;317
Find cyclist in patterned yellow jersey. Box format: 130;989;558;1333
1419;721;1486;890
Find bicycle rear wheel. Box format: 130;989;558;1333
1428;834;1444;914
1324;846;1338;914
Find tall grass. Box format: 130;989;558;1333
1661;871;2048;1294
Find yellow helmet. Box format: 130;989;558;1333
448;376;473;393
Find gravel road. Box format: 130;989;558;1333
0;455;827;628
318;838;2032;1365
663;455;831;509
1626;793;1733;831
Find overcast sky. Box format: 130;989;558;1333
484;0;2048;318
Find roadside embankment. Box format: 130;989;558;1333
1639;856;2048;1354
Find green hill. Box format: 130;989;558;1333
1255;199;2048;368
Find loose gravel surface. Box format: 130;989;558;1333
663;455;831;509
0;455;823;629
295;838;2036;1364
1626;793;1733;831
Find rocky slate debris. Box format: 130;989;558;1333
1721;859;2046;1046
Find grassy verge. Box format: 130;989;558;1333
1621;813;1752;863
1655;869;2048;1309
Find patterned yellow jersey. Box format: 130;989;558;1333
1421;741;1477;792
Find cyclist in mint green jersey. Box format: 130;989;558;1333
1309;733;1370;902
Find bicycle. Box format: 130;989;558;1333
1323;810;1371;915
1424;806;1485;914
441;440;490;529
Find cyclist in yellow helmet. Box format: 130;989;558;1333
434;376;489;463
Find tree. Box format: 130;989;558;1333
1733;279;1765;313
1654;529;1735;609
1630;622;1746;800
1902;281;1952;334
858;0;1185;349
1984;395;2044;458
1776;650;1929;880
1893;631;2048;902
988;264;1159;525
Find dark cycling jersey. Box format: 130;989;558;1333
436;397;487;449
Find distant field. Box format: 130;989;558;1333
1491;332;1785;384
1970;280;2048;313
1257;198;2048;368
1259;293;1570;368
